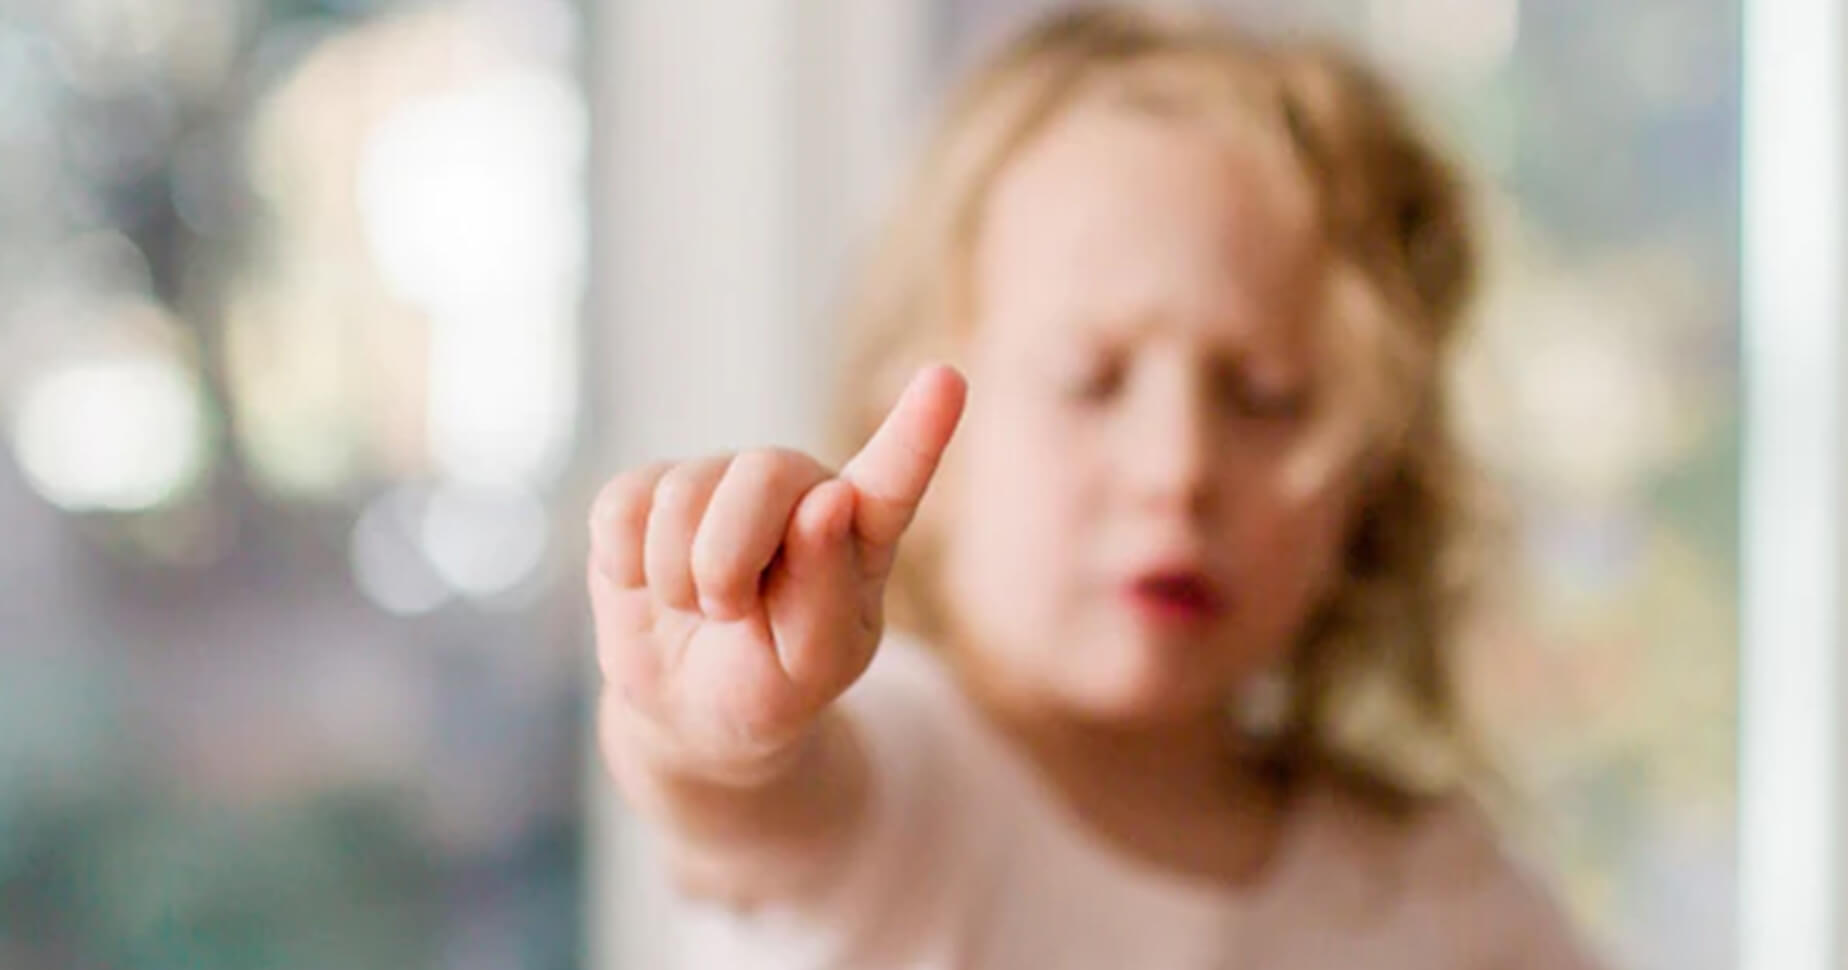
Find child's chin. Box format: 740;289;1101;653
1060;648;1238;722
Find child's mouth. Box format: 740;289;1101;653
1122;570;1225;630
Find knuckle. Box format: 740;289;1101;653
731;448;788;492
651;464;700;511
594;466;657;529
688;540;738;594
731;447;780;475
651;457;722;516
741;447;819;491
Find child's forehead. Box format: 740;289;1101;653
996;91;1303;191
971;101;1326;337
979;98;1318;261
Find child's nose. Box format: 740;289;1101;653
1118;372;1216;517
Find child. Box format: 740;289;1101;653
588;6;1604;968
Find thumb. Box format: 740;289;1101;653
764;479;867;691
839;364;967;551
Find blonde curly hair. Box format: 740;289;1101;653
834;4;1491;806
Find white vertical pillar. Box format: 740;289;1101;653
1739;1;1846;969
586;2;931;967
598;0;804;464
588;3;798;969
787;0;936;454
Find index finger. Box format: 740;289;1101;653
839;364;967;549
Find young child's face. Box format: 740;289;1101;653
938;99;1359;724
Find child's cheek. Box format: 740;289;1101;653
938;400;1080;652
1238;475;1354;611
986;402;1088;593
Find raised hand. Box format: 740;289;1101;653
589;366;966;785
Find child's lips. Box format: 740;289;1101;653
1121;569;1226;629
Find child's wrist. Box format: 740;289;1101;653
618;703;823;795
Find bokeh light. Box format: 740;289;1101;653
349;486;451;616
10;349;208;513
0;1;590;967
420;483;550;602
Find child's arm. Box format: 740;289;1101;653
599;702;872;902
587;366;965;904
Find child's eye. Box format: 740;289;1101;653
1217;371;1310;422
1056;354;1126;403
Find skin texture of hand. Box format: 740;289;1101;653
589;365;967;790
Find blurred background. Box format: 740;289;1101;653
0;1;1833;969
0;0;589;967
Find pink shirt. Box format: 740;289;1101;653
657;641;1606;969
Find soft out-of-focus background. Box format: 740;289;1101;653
1;1;1837;969
0;1;589;968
